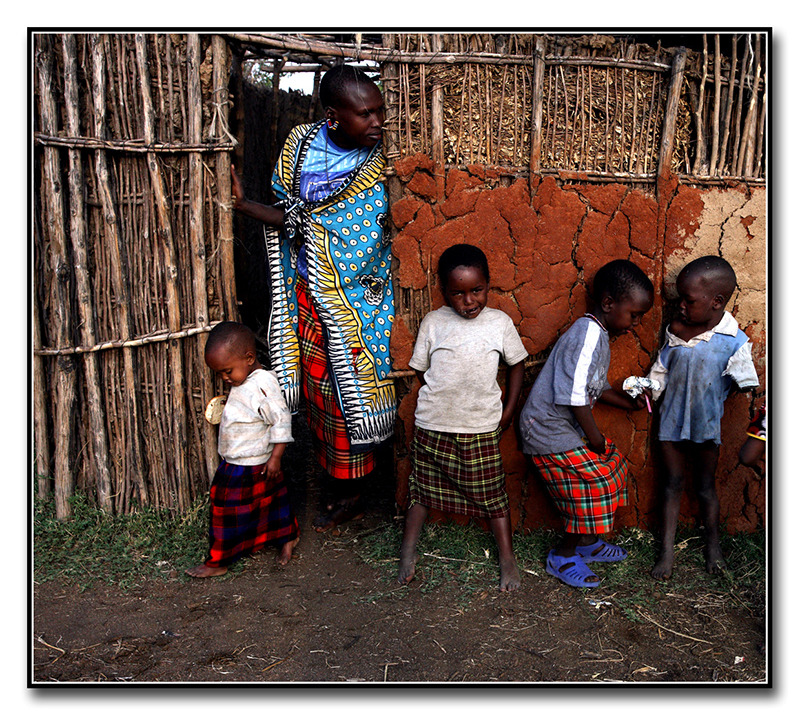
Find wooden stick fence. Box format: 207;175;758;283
33;33;237;518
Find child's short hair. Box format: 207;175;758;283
678;255;737;302
437;244;490;288
206;321;256;358
320;64;378;109
592;259;654;303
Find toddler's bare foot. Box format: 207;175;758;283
397;548;418;585
276;537;300;566
705;543;727;575
185;564;228;578
651;551;674;581
499;557;521;592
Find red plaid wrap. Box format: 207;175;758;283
530;442;628;534
296;278;375;480
205;460;299;568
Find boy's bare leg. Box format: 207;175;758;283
552;532;600;583
694;442;725;574
185;564;228;578
652;441;684;580
397;503;428;584
490;515;521;592
276;536;300;566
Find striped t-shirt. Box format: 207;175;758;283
519;315;611;455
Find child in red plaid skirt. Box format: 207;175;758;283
186;322;299;578
397;245;528;592
519;260;654;588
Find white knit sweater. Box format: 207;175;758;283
217;369;293;465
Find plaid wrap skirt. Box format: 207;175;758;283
409;427;509;519
530;442;628;534
205;460;299;568
296;278;375;480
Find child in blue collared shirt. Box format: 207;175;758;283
647;256;758;580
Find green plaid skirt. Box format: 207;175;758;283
409;427;509;519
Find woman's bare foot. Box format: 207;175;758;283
276;537;300;566
651;551;674;580
397;548;418;585
313;496;364;533
499;557;521;592
185;564;228;578
705;543;727;575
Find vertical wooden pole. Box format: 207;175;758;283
657;48;687;189
187;34;219;481
89;34;148;509
32;226;52;500
62;34;114;513
656;47;688;322
529;35;546;179
430;35;445;170
135;33;190;511
718;34;738;175
380;33;400;165
708;34;722;175
740;34;762;178
692;35;708;175
36;35;76;520
212;34;238;321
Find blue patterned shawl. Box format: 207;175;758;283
264;121;396;448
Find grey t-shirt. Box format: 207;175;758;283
519;316;611;455
410;306;528;434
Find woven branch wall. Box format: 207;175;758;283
381;32;766;182
33;33;238;518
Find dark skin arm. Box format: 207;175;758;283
572;388;645;455
599;387;646;410
263;441;288;481
500;361;524;431
571;405;606;455
230;164;285;227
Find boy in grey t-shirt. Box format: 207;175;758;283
397;244;527;592
520;260;653;588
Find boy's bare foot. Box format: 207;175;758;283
705;543;727;574
185;564;228;578
499;557;521;592
651;552;674;580
276;537;300;566
397;548;418;585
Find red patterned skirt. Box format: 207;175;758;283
530;442;628;534
296;278;375;480
205;460;299;568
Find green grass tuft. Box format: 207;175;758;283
354;519;767;619
33;493;211;591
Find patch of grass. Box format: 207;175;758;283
33;493;212;591
355;520;767;620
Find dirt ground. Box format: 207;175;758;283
31;424;767;685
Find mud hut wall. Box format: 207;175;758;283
33;33;238;517
383;33;767;534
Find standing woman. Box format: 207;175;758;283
230;65;395;531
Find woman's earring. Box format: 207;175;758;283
327;118;339;130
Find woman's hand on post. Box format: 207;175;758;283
230;164;246;209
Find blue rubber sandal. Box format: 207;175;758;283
575;539;628;563
546;550;600;588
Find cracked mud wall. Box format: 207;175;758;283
390;154;766;534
